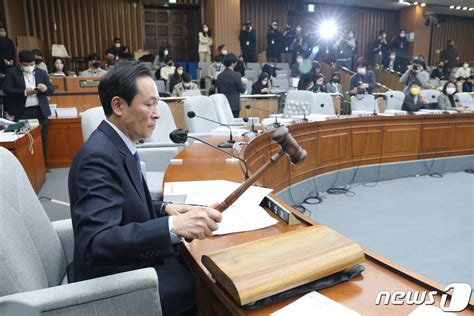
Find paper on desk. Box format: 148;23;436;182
271;291;361;316
0;118;16;126
0;133;21;142
212;204;278;235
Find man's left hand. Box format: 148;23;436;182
36;83;47;93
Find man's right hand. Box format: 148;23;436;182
25;88;36;96
171;204;222;240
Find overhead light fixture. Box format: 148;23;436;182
420;3;426;7
456;6;461;10
399;0;404;3
169;0;177;3
449;5;455;9
462;6;468;10
308;4;315;12
469;8;474;11
413;1;418;4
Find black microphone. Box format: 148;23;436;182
169;129;249;179
245;104;281;128
242;117;258;138
187;111;235;148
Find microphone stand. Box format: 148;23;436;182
188;111;235;148
245;104;281;128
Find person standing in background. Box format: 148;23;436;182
198;24;213;63
216;54;247;118
281;25;293;64
217;44;228;63
0;27;16;75
372;30;388;67
440;39;459;78
333;30;357;70
266;20;282;62
391;30;409;73
240;21;257;63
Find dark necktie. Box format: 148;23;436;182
133;151;143;183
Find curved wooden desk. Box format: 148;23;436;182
166;114;474;315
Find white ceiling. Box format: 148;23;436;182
302;0;474;18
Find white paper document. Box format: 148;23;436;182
271;291;361;316
55;107;78;118
0;118;16;126
0;133;22;142
164;180;277;235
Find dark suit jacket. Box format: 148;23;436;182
216;68;246;112
3;66;53;118
68;121;194;314
402;95;429;113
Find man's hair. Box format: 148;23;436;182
182;73;192;83
19;50;35;63
87;53;100;62
223;53;238;67
114;37;121;43
214;54;222;63
106;48;117;56
98;61;152;117
379;30;385;36
355;57;368;68
218;44;226;51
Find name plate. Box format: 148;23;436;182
79;80;100;88
260;196;300;225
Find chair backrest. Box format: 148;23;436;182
419;89;441;104
182;89;202;97
81;106;106;141
276;63;290;70
144;100;178;143
383;90;405;111
197;62;210;79
0;148;67;296
246;63;261;72
351;94;378;113
244;69;258;81
183;96;220;133
272;78;289;91
284;90;315;117
312;93;336;115
455;92;474;110
210;93;235;124
155;80;167;94
245;79;253;94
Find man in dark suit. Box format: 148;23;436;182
3;50;54;155
216;53;247;118
239;21;257;63
68;61;222;315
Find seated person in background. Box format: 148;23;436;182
438;80;465;112
208;54;225;86
32;49;48;72
383;51;403;73
291;54;304;77
400;58;429;94
169;64;184;93
68;61;222;315
79;53;108;77
297;72;315;91
261;57;278;80
121;46;134;60
454;61;470;79
218;44;227;62
462;75;473;92
105;48;118;64
234;55;246;77
430;60;449;80
172;73;199;97
50;57;68;77
402;83;428;113
106;60;116;72
313;74;327;93
159;56;176;81
326;72;344;94
349;57;376;95
251;73;271;94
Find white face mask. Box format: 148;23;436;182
463;64;469;69
221;50;228;55
177;69;183;75
203;27;209;32
446;87;456;95
183;82;191;88
390;55;396;60
296;58;303;63
262;80;268;85
296;27;302;32
115;43;121;48
22;65;35;73
357;67;367;75
400;33;405;38
164;50;169;56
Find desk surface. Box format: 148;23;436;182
164;114;474;315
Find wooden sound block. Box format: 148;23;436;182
201;225;365;306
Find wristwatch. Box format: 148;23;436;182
160;201;173;216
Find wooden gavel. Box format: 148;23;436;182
216;126;307;212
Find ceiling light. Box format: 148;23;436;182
399;0;404;3
469;8;474;11
462;6;468;10
449;5;455;9
456;6;461;10
413;1;418;5
420;3;426;7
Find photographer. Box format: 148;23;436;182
400;58;429;94
281;24;294;64
239;21;257;63
349;58;375;96
266;20;282;62
333;30;357;70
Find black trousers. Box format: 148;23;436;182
16;106;48;160
242;48;257;63
232;110;240;118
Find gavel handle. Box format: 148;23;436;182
216;150;285;212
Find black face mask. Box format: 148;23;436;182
35;58;43;65
92;61;100;68
332;78;340;83
167;62;173;66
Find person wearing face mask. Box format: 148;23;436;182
50;57;68;77
109;37;125;59
326;72;344;95
291;54;305;77
262;57;279;80
430;61;449;81
290;36;308;65
218;44;228;63
31;49;48;72
266;20;282;62
172;72;199;97
198;23;213;63
234;55;246;77
438;80;465;113
281;24;294;64
333;30;357;70
313;75;327;93
349;58;375;96
240;21;257;63
454;62;470;79
3;50;54;157
159;56;176;81
105;48;118;64
169;64;184;93
390;29;409;72
401;82;428;113
0;27;16;74
208;55;225;87
252;73;272;95
400;58;429;94
440;40;459;77
80;54;108;77
372;30;388;67
383;51;403;73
